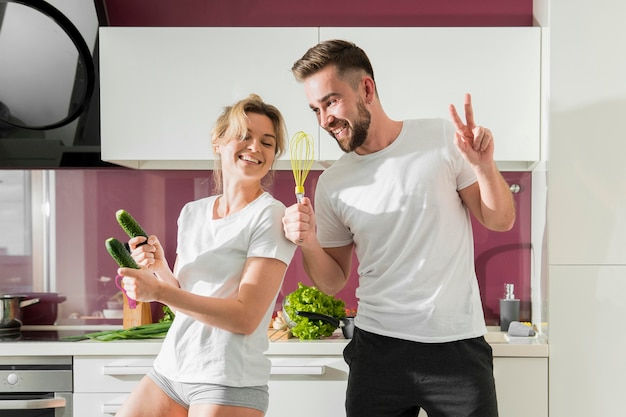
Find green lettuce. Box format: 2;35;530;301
285;283;346;340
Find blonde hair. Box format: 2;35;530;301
210;94;287;193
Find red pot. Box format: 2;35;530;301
20;293;67;325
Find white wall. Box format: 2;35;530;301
544;1;626;415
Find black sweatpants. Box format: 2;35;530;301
343;327;499;417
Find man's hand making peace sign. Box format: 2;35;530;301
449;93;495;167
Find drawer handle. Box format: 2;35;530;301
0;398;66;410
103;365;326;376
270;365;326;375
103;404;122;415
102;366;152;375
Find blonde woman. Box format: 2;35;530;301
116;94;296;417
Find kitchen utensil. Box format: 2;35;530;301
296;311;355;339
115;274;137;309
289;131;315;202
0;295;40;330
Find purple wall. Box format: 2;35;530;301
60;168;530;325
102;0;533;27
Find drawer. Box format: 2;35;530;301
74;393;128;417
268;356;348;379
267;356;348;417
74;356;155;393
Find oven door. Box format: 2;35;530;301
0;356;73;417
0;392;72;417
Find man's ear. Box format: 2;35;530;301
363;77;375;104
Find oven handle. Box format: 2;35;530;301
0;397;66;410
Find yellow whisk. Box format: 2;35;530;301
289;131;315;203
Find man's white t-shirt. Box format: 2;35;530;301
315;119;486;343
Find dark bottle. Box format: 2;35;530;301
500;283;520;332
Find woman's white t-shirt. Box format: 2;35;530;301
153;192;295;386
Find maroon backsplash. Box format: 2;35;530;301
21;0;533;324
67;168;530;326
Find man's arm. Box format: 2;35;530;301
283;197;353;295
450;93;515;231
459;166;515;231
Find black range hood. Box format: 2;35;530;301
0;139;116;168
0;0;111;168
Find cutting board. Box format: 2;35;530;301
267;328;293;341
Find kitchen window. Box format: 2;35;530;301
0;170;54;293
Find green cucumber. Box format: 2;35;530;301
105;237;140;269
115;209;148;244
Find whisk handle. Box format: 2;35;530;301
295;186;305;203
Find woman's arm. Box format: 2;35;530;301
119;256;287;335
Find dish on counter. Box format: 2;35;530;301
102;309;123;319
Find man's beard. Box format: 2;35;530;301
330;100;371;153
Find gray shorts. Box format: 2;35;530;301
147;368;269;413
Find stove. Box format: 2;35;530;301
0;329;87;342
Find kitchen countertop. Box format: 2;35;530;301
0;325;548;358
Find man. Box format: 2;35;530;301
282;39;515;417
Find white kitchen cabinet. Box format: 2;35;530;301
492;357;548;417
73;353;545;416
418;357;548;417
73;354;348;416
99;27;320;170
74;393;128;417
73;355;153;416
100;27;541;171
266;356;348;417
319;27;542;171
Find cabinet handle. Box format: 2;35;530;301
102;365;152;375
102;404;122;415
103;365;327;376
0;398;66;410
270;365;326;375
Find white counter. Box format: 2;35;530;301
0;326;548;358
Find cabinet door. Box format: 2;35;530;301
74;356;154;393
267;356;348;417
100;27;319;169
493;357;548;417
319;28;541;169
74;393;127;417
416;357;548;417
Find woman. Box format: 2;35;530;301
116;94;296;417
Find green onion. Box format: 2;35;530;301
63;321;171;342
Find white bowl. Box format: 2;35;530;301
102;309;123;319
106;301;123;310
